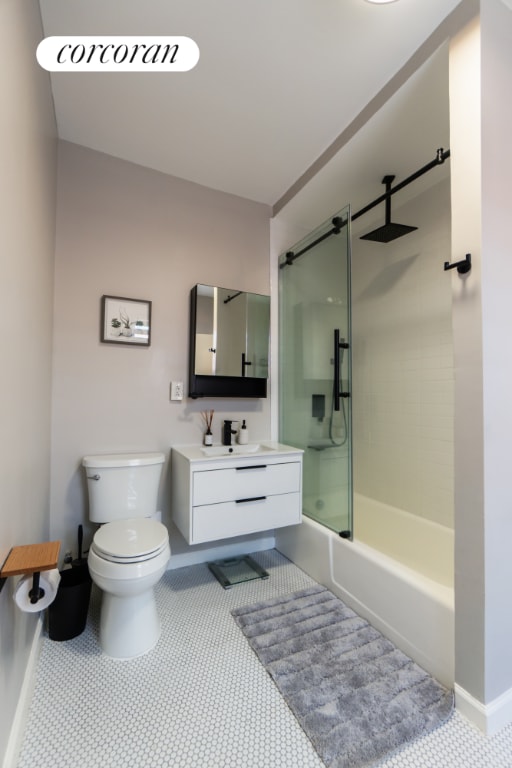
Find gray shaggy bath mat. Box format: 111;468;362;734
232;584;453;768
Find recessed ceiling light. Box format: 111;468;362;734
365;0;399;4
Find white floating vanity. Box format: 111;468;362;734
171;443;303;545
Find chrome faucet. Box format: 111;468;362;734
222;420;238;446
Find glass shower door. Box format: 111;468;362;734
279;208;352;536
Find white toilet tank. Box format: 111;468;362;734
83;452;165;523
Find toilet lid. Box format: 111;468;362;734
92;519;168;562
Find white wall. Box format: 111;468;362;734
452;1;512;729
480;0;512;707
50;142;271;560
0;1;57;763
352;178;454;528
449;12;486;712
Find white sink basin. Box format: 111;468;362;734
200;443;272;456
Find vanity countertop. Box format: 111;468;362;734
171;441;303;463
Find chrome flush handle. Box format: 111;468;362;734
88;474;101;481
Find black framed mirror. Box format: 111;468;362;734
189;284;269;398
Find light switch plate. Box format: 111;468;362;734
170;381;184;401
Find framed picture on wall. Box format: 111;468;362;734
101;295;152;346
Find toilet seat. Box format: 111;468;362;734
92;518;168;564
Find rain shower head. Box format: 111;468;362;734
360;175;417;243
360;221;417;243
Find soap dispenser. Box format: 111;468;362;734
238;419;249;445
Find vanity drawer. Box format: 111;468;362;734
191;492;301;544
192;461;301;506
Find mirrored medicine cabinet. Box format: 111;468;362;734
189;283;270;398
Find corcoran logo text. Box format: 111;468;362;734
37;36;200;72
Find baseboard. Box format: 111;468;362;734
167;535;275;570
455;683;512;735
2;616;43;768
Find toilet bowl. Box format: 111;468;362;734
83;452;169;659
88;517;170;658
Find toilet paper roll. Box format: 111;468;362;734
14;568;61;613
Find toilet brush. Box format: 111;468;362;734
71;525;89;571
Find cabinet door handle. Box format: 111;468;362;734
235;465;267;471
235;496;267;504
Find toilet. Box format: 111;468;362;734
83;452;170;659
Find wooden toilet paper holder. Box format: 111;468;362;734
0;541;60;604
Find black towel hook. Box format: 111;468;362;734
444;253;471;275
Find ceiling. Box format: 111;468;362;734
38;0;467;208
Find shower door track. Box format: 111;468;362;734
280;147;450;268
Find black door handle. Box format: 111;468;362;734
334;329;350;412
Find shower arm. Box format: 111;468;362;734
383;175;393;225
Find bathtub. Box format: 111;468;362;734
275;493;454;687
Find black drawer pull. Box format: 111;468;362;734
235;496;267;504
235;464;267;471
